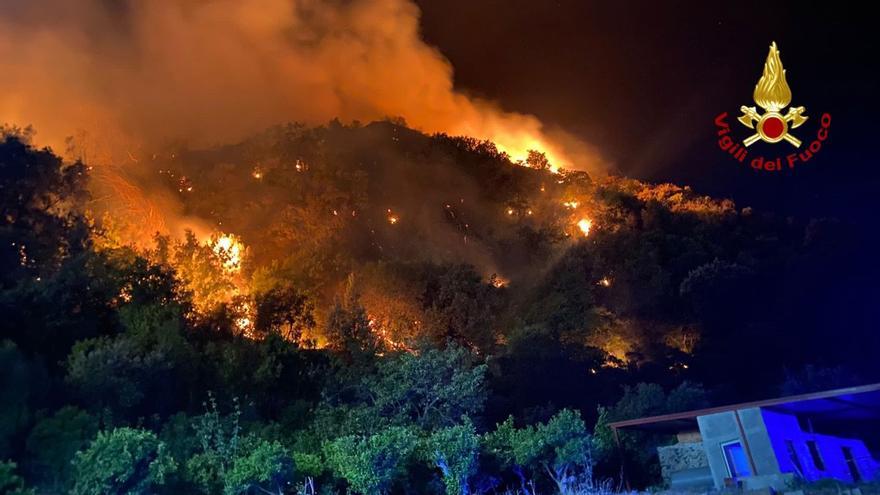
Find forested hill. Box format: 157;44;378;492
116;120;875;388
1;122;877;493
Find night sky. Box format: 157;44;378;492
417;1;879;224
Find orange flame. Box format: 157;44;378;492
577;218;592;237
211;233;244;273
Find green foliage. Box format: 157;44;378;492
185;394;242;494
71;427;176;495
65;335;174;416
521;247;597;336
184;395;296;495
680;259;753;325
594;382;707;457
185;453;225;495
325;282;380;364
200;334;325;418
369;344;487;430
118;302;188;353
323;426;419;494
0;250;136;365
254;286;315;341
0;341;47;458
158;413;200;464
0;461;34;495
0;135;88;289
309;343;485;449
25;406;99;490
65;300;193;418
593;382;708;487
420;264;504;353
487;410;593;494
535;410;594;491
223;439;293;495
424;419;480;495
3;121;875;495
291;451;324;479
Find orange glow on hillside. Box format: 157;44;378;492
211;233;244;273
490;275;509;288
577;218;592;237
234;300;256;338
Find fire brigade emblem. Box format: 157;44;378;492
738;42;807;147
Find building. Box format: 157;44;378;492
609;384;880;491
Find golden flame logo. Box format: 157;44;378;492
737;42;808;147
754;42;792;112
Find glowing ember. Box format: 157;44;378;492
387;208;399;224
17;244;27;267
577;218;592;237
211;233;244;273
506;208;514;216
252;167;263;180
117;285;133;304
597;277;612;287
489;274;509;288
177;176;193;193
563;201;579;209
367;313;411;352
235;300;255;337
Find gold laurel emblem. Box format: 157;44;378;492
737;42;808;147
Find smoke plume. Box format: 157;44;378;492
0;0;602;172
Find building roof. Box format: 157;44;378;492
609;383;880;433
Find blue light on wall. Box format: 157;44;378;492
762;410;880;483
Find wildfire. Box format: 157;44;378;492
116;285;133;304
235;300;256;338
597;277;612;287
489;274;509;288
387;209;399;225
577;218;593;237
252;167;263;180
563;201;579;209
494;142;563;173
89;167;168;249
211;233;244;273
367;314;412;353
